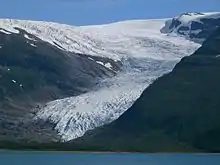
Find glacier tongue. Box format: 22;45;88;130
0;18;200;141
34;58;175;141
33;19;200;141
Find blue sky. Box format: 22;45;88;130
0;0;219;25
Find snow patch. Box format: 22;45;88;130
96;61;104;65
88;57;94;61
24;34;37;41
96;61;112;70
0;29;11;34
190;29;202;35
104;63;112;69
30;43;37;47
0;20;19;34
177;12;220;24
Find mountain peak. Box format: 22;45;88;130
178;12;205;19
161;12;220;43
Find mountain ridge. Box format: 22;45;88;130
0;12;218;145
161;12;220;43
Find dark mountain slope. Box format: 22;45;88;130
10;26;219;152
68;27;220;152
1;20;220;152
0;28;121;142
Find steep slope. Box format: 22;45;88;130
0;17;200;142
161;12;220;43
73;27;220;152
0;27;120;142
32;20;199;141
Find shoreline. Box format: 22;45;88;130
0;149;220;155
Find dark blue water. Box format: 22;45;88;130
0;152;220;165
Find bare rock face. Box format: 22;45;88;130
161;12;220;43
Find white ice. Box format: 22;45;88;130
24;34;37;41
0;17;201;141
0;29;11;34
30;19;200;141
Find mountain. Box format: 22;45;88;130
26;19;199;141
70;26;220;153
161;12;220;43
0;26;120;142
0;12;218;144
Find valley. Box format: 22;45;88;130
0;12;219;150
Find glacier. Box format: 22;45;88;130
0;18;201;141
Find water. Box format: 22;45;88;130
0;152;220;165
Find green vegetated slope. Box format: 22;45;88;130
1;27;220;153
70;27;220;153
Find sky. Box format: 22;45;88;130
0;0;219;26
